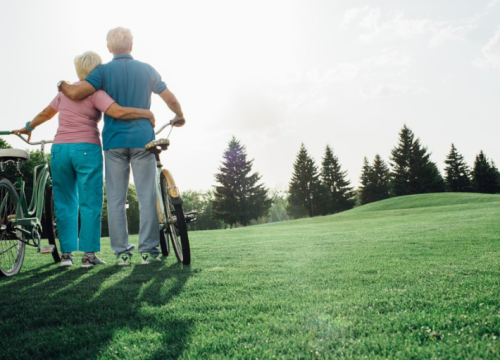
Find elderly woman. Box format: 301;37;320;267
12;51;155;268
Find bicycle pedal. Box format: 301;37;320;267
40;245;55;254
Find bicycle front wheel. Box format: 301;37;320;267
42;185;61;263
0;178;26;276
160;170;191;265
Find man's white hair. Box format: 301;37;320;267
107;27;133;54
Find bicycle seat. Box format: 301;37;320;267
145;138;169;153
0;149;30;161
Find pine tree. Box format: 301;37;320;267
287;144;321;218
359;155;391;205
390;125;445;196
372;155;392;201
472;151;500;194
444;144;472;192
211;137;271;227
358;157;373;205
320;145;355;213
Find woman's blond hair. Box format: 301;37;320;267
74;51;102;80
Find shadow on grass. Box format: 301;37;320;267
0;261;194;360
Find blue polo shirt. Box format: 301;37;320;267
85;54;167;149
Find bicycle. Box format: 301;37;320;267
0;132;60;277
145;120;196;265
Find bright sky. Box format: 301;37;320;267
1;0;499;193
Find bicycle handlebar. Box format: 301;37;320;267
155;122;172;136
155;118;185;136
0;132;53;145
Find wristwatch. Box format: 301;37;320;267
57;80;66;90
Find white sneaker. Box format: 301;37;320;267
141;253;161;265
117;253;132;266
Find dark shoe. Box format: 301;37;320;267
81;254;106;268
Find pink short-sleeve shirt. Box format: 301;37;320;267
50;82;115;146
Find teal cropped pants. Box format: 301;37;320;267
50;143;103;253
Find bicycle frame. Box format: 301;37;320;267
0;132;53;251
156;167;181;227
153;123;181;229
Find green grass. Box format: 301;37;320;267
1;192;499;359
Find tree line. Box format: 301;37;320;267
359;125;500;205
205;125;499;228
2;124;499;233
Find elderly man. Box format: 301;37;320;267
59;27;185;266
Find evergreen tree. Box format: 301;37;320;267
287;143;322;218
371;154;392;201
390;125;445;196
212;137;271;227
358;157;372;205
472;151;500;194
444;144;472;192
359;155;392;205
320;145;355;213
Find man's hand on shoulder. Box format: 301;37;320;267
58;80;96;100
57;80;70;92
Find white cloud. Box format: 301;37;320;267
428;24;477;48
371;47;412;67
341;7;476;47
473;28;500;70
488;0;500;8
360;83;424;98
325;48;412;83
340;6;369;29
359;8;383;31
265;47;418;108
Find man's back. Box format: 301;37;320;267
85;53;166;149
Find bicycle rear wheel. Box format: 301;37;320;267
0;178;25;276
42;185;61;263
160;171;191;265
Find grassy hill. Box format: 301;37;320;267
1;193;499;359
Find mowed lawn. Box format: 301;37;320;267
1;193;499;359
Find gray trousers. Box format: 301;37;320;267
104;148;160;257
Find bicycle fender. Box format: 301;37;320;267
161;169;183;204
